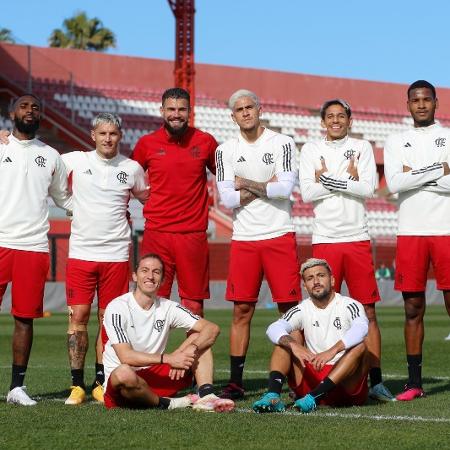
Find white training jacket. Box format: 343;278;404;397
215;128;296;241
299;136;376;244
0;135;71;252
384;123;450;235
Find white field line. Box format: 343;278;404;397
0;395;448;423
236;408;450;423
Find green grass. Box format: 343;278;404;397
0;306;449;449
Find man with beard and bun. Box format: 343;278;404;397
253;258;369;414
132;88;217;317
0;94;71;405
384;80;450;401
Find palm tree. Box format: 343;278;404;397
0;28;15;43
48;12;116;51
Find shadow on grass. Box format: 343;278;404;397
367;376;450;401
35;389;70;400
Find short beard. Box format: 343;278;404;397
164;120;188;137
310;287;331;302
414;117;435;128
14;117;40;136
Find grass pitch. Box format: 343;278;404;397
0;306;449;449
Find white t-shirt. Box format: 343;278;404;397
0;135;71;252
280;293;368;365
384;123;450;235
62;151;147;261
215;128;296;240
102;292;199;385
299;136;376;244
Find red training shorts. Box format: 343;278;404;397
226;232;301;303
0;247;49;318
313;241;380;304
104;363;193;409
141;230;209;300
395;236;450;292
66;259;129;310
289;362;368;407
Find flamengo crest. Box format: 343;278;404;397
35;155;46;167
262;153;274;165
343;149;355;160
117;171;128;184
154;319;165;332
435;138;446;147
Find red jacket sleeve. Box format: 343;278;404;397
131;136;149;171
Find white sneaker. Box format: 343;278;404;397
444;333;450;341
192;393;235;413
6;386;37;406
168;394;196;410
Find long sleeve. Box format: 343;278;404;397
49;155;72;211
267;137;297;199
318;141;376;199
299;143;333;202
216;180;240;209
384;135;444;194
215;143;236;182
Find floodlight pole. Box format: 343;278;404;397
167;0;196;125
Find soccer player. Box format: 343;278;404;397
0;94;71;406
131;88;217;317
384;80;450;401
253;258;369;413
102;253;235;412
61;113;148;405
299;98;394;402
215;89;301;399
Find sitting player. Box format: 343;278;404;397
253;258;369;413
102;253;234;412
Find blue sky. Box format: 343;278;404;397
3;0;450;87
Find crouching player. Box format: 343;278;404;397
102;253;235;412
253;258;369;413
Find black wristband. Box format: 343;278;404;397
160;353;164;364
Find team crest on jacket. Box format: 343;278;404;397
435;137;446;148
117;171;128;184
333;317;342;330
343;149;355;159
35;155;46;167
154;319;165;332
190;146;201;158
262;153;274;165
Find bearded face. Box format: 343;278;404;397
10;95;42;138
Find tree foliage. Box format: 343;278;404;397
48;12;116;51
0;28;15;43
